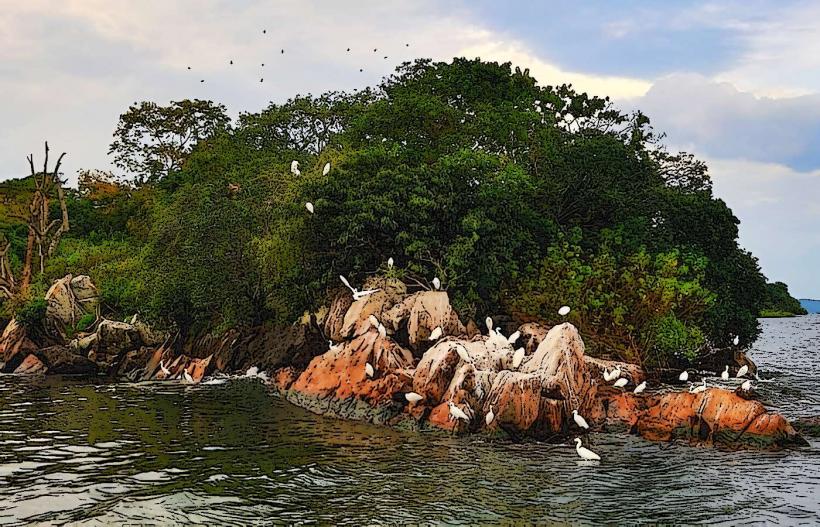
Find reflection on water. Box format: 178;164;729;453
0;317;819;525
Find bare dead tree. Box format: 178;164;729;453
0;142;69;298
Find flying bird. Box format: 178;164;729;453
262;29;266;34
634;381;647;394
373;48;377;52
260;78;264;83
230;60;233;65
200;79;204;83
281;49;284;54
572;410;589;429
323;162;331;175
574;438;601;461
346;48;350;52
339;275;380;300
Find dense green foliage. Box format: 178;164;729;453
1;58;780;366
760;281;807;317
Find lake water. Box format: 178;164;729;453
1;316;818;525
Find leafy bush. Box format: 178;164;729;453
14;296;47;330
650;314;706;364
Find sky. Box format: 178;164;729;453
1;0;818;297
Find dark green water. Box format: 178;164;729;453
1;316;819;525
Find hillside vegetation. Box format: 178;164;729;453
0;58;782;369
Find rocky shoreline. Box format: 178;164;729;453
0;274;807;450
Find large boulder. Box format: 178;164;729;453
92;319;143;368
382;290;467;355
33;345;97;375
44;274;99;338
338;278;407;339
287;329;414;424
0;319;39;372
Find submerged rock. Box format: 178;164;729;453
14;354;47;375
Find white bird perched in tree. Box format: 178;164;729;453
558;305;571;316
182;368;195;384
485;406;495;425
512;347;525;369
405;392;423;403
733;335;740;346
613;377;628;388
305;202;314;214
322;162;331;175
572;409;589;429
721;366;730;380
159;360;171;376
634;381;647;394
377;324;387;338
574;438;601;461
736;365;749;378
365;362;374;378
428;326;443;341
507;330;520;344
339;275;380;300
679;370;689;382
290;160;300;176
741;379;752;391
387;257;394;269
432;277;441;290
690;379;707;393
448;401;470;421
485;317;493;333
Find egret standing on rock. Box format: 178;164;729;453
428;326;443;341
159;360;171;376
485;317;493;333
405;392;423;403
613;377;628;388
741;379;752;391
634;381;647;394
574;438;601;461
690;379;707;393
721;366;730;380
507;331;520;344
448;401;470;422
512;347;525;368
485;407;495;425
182;368;195;384
365;362;375;378
322;162;331;175
432;277;441;290
572;410;590;429
737;365;749;378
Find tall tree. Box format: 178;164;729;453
109;99;230;185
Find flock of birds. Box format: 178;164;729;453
187;31;412;84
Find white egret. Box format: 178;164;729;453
290;160;300;176
387;257;394;269
378;324;387;338
432;277;441;290
339;275;380;300
721;366;729;380
574;438;601;461
737;365;749;378
405;392;423;403
690;379;707;394
455;344;472;363
634;381;647;394
328;340;342;352
485;317;493;333
603;368;613;382
558;305;571;317
245;366;259;377
741;379;752;391
305;202;314;214
448;401;470;421
613;377;628;388
512;347;526;369
159;360;171;376
368;314;380;328
507;330;521;344
182;369;194;384
365;362;374;378
428;326;443;341
572;410;589;429
679;370;689;382
610;366;621;380
733;335;740;346
485;407;495;426
322;162;331;176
